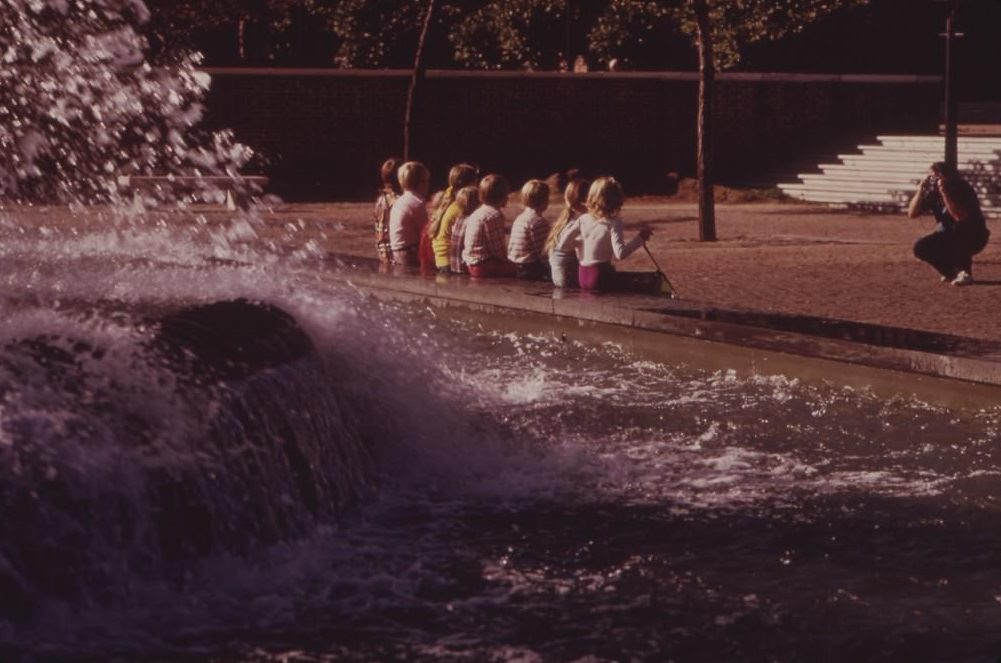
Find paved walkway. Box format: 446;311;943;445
260;199;1001;342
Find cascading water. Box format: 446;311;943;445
2;2;1001;662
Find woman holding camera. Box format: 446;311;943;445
908;161;990;286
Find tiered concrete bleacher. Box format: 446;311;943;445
779;135;1001;217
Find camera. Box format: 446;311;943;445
920;175;942;204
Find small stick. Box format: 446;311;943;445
643;242;678;298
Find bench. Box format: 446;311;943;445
116;175;269;211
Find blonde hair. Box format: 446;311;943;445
545;178;590;253
479;173;510;208
520;179;550;211
455;185;480;216
586;176;624;219
427;163;479;238
398;161;430;192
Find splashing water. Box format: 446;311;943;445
0;0;254;207
1;2;1001;662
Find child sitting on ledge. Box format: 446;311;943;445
388;161;430;268
426;163;479;274
508;179;551;281
462;174;516;279
448;185;480;275
555;176;652;292
373;157;403;264
545;177;589;288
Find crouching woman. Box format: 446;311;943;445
908;161;990;286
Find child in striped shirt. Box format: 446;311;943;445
508;179;551;281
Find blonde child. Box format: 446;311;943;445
448;186;480;274
388;161;430;267
425;163;478;273
544;178;590;287
555;176;652;291
373;157;403;263
508;179;551;280
462;174;516;278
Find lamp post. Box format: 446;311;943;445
939;0;963;169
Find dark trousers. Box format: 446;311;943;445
913;224;989;279
515;261;549;281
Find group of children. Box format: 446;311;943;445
374;158;653;292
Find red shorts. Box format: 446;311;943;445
467;259;516;279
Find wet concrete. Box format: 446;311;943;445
652;307;1001;357
323;253;1001;405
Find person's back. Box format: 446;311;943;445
373;157;403;263
556;177;651;291
576;214;641;264
508;179;551;280
448;185;480;274
546;178;589;288
428;164;478;273
462;204;505;266
388;161;430;267
462;174;516;278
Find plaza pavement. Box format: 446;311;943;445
262;199;1001;343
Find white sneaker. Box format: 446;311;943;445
951;270;974;286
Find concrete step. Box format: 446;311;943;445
858;146;1001;159
778;132;1001;216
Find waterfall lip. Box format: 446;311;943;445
149;298;316;383
0;297;316;385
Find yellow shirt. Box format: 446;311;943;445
432;201;462;268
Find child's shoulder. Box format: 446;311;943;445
513;207;535;223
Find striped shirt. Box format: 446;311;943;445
507;208;550;264
462;204;507;266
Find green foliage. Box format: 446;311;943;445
449;0;567;70
328;0;425;68
587;0;872;69
147;0;871;69
586;1;677;69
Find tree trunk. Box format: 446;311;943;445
693;0;717;242
404;0;437;161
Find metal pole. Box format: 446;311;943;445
943;0;959;168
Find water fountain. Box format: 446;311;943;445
1;2;1000;662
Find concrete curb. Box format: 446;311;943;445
325;254;1001;409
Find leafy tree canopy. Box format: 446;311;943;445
145;0;871;70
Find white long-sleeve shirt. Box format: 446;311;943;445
555;213;644;266
388;190;428;251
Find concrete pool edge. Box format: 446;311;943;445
320;257;1001;409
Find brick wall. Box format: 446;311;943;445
202;69;942;198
